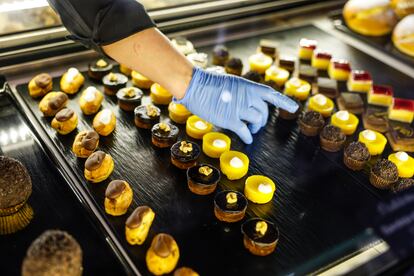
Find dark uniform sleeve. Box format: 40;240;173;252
47;0;156;54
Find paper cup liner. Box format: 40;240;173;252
0;203;34;235
320;136;344;152
343;153;367;171
369;172;396;190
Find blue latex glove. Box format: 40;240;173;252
175;67;299;144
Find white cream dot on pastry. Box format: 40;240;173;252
230;157;243;168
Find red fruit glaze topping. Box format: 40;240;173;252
314;51;332;60
393;98;414;111
352;70;372;81
300;38;317;49
371;85;394;96
332;59;351;72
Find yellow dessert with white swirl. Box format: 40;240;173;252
331;110;359;135
220;151;249;180
244;175;276;204
358;129;387;155
186;115;213;139
388;151;414;178
202;132;231;158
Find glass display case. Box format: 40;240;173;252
1;0;413;275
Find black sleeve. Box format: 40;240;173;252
47;0;156;54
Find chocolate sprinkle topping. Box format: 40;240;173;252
34;73;52;88
320;125;345;142
126;206;152;228
372;159;399;182
344;142;370;161
85;151;106;171
105;180;126;199
152;233;174;258
301;111;325;127
0;156;32;209
55;108;74;122
80;131;99;151
392;178;414;193
48;93;68;110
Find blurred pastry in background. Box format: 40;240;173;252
225;57;244;76
171;37;195;55
393;14;414;57
28;73;53;98
51;108;78;135
212;45;230;66
187;52;208;69
343;0;398;36
60;67;84;94
391;0;414;18
119;64;132;76
174;267;199;276
22;230;82;276
132;70;154;89
39;92;68;117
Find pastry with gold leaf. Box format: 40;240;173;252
79;86;104;115
84;151;114;183
241;218;279;256
51;108;78;135
102;72;128;96
125;206;155;245
88;58;113;81
151;122;179;148
214;190;247;222
60;67;85;94
134;104;161;129
170;141;201;169
187;164;220;195
146;233;180;276
104;180;133;216
38;92;69;117
28;73;53;98
93;109;116;136
72;130;99;158
116;87;143;112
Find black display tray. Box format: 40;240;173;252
332;16;414;67
13;25;414;275
0;86;126;275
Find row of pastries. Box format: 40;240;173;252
24;33;414;274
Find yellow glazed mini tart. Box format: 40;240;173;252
331;110;359;135
248;53;273;74
146;233;180;276
84;151;114;183
93;109;116;136
186;115;213;139
51;108;78;135
308;94;334;117
358;129;387;156
220;151;249;180
150;83;173;105
388;151;414;178
132;70;153;89
104;180;133;216
125;206;155;245
202;132;231;158
168;102;191;124
264;66;290;87
79;86;104;115
284;78;311;101
244;175;276;204
60;67;84;94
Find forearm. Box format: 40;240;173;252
102;28;193;99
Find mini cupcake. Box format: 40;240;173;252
134;104;161;129
116;87;143;112
241;218;279;256
151;123;179;148
212;45;230;66
370;159;399;189
187;164;221;195
102;72;128;96
214;190;247;223
319;125;346;152
279;98;302;120
225;58;243;76
22;230;82;276
88;58;113;81
343;141;370;170
104;180;133;216
298;110;325;136
170;141;201;169
391;178;414;193
242;71;263;83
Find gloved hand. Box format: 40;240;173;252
175;67;299;144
